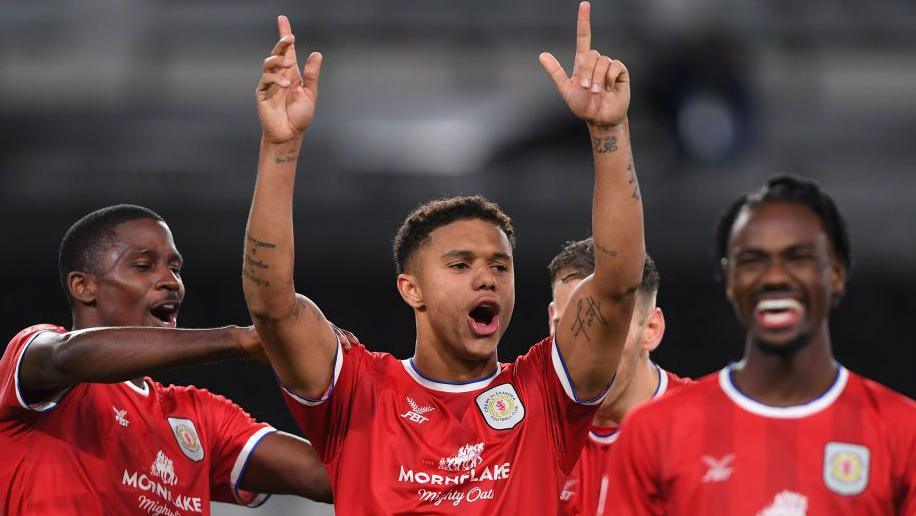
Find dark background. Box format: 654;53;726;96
3;0;915;439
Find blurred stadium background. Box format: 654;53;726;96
2;0;914;513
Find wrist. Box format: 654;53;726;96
260;135;303;154
587;118;628;136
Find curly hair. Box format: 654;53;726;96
393;195;515;274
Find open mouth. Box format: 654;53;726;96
467;300;500;336
754;298;804;330
150;301;180;327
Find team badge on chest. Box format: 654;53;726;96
476;383;525;430
823;442;869;495
168;417;204;462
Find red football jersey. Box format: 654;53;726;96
607;365;916;515
281;336;606;514
560;366;692;516
0;325;275;515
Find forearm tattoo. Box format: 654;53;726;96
627;161;641;201
596;244;618;258
244;233;277;287
591;135;618;154
274;153;297;165
570;296;609;342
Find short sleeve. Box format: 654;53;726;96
280;341;370;463
605;404;665;516
197;389;275;507
0;325;69;421
513;336;606;474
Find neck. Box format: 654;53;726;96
412;314;498;383
71;310;147;389
732;321;837;406
594;357;659;426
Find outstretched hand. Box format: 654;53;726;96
539;2;630;129
256;15;323;144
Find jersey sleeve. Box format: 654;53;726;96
280;339;371;463
605;403;665;516
195;389;276;507
0;324;71;421
514;336;608;474
889;394;916;513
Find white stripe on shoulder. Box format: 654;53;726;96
230;426;277;507
719;364;848;419
282;337;344;406
14;330;72;412
550;336;610;406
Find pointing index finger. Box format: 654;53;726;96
277;15;292;38
575;2;592;58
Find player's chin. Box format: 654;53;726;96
459;336;499;361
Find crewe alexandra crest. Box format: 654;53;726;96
476;383;525;430
168;417;204;462
823;442;870;495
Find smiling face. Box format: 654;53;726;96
70;218;185;329
398;218;515;363
724;201;845;353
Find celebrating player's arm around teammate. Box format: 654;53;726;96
607;176;916;515
243;3;645;513
0;205;341;514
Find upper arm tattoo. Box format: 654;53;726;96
570;296;609;342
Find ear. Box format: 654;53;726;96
547;302;557;335
830;258;846;307
721;258;735;303
396;273;425;310
67;271;97;306
641;307;665;353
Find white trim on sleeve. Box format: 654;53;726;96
550;336;611;406
229;426;277;507
281;336;343;407
13;331;72;412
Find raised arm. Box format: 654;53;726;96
18;326;260;401
540;2;645;401
243;16;338;398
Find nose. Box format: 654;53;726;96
759;258;793;289
157;267;182;292
472;265;497;291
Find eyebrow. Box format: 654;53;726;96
441;250;512;261
135;248;184;265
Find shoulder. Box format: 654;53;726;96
3;324;67;353
509;336;554;368
629;372;720;425
845;370;916;422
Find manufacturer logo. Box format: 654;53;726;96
150;450;178;486
757;490;808;516
476;384;525;430
168;417;204;462
701;454;735;483
823;442;869;495
560;478;578;501
439;442;484;472
401;396;435;424
113;406;130;427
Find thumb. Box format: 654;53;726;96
538;52;568;91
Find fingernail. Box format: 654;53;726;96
581;77;591;88
591;83;601;93
281;79;290;86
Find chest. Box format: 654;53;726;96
663;415;894;515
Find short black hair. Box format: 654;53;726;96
393;195;515;274
59;204;165;302
714;174;852;274
548;237;660;295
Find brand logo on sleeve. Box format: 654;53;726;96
823;442;869;495
401;396;436;424
168;417;204;462
476;384;525;430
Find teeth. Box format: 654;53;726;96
755;298;802;312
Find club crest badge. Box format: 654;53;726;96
168;417;204;462
823;442;869;495
476;383;525;430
